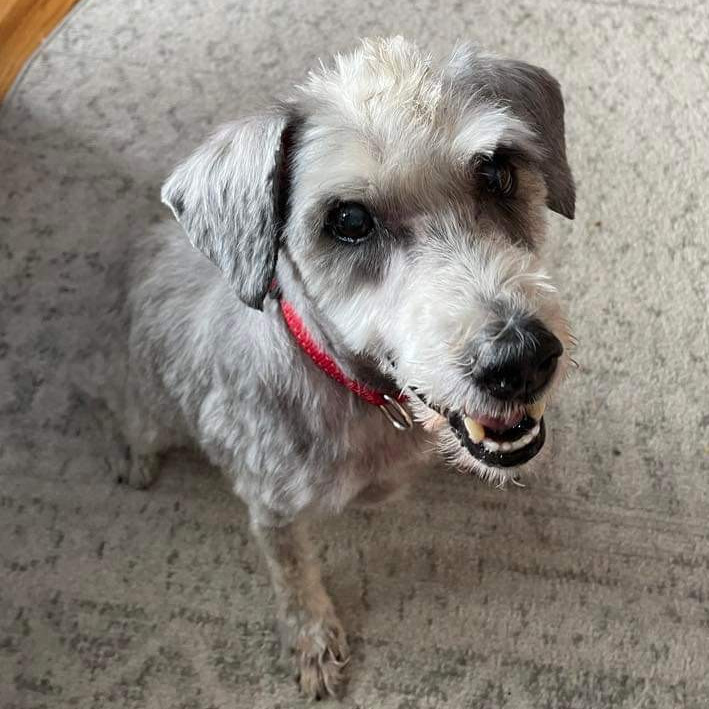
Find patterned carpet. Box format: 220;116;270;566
1;1;708;707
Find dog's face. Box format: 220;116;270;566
162;37;575;484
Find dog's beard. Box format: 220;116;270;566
413;398;548;486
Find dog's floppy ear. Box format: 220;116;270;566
162;114;295;309
449;46;576;219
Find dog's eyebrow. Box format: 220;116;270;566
451;106;543;164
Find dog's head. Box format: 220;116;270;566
162;37;575;484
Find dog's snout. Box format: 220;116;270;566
474;319;563;402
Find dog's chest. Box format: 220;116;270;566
302;405;430;512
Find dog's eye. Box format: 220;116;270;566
326;202;374;244
477;154;516;198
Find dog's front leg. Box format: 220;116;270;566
250;515;350;699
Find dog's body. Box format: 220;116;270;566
128;220;428;515
126;38;575;698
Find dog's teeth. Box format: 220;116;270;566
526;399;546;421
464;416;485;443
471;416;542;455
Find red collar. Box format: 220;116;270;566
274;289;412;430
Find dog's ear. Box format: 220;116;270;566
162;114;296;309
448;47;576;220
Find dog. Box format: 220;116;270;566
125;37;575;699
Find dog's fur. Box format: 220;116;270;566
126;37;575;698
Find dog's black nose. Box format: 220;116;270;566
474;320;563;401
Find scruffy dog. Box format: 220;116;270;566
126;37;575;699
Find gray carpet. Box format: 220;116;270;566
2;1;708;707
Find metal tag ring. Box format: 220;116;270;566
379;394;413;431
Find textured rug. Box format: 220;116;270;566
1;1;708;707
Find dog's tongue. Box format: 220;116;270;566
475;411;524;432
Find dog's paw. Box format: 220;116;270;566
294;618;350;700
116;452;159;490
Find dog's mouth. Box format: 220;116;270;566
447;405;546;468
412;388;548;469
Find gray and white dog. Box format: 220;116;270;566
126;37;575;699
